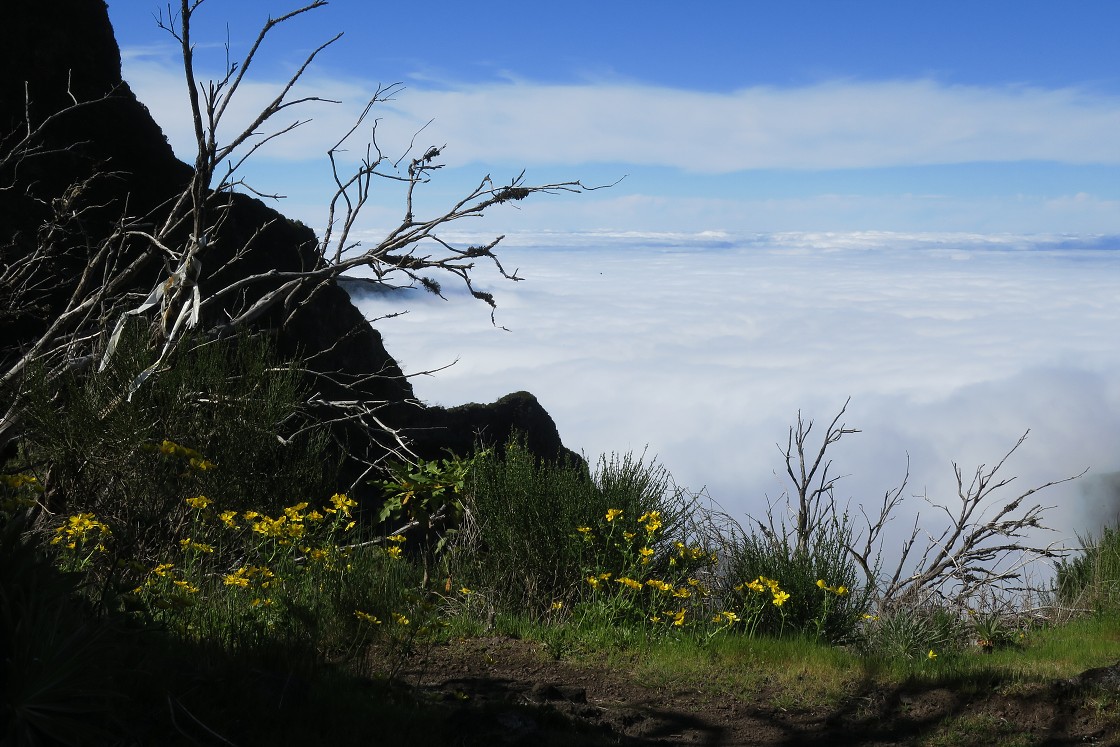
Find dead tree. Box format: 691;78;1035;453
854;431;1085;607
763;401;1083;607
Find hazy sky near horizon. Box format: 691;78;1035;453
106;0;1120;235
105;2;1120;553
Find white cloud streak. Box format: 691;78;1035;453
399;80;1120;171
120;54;1120;172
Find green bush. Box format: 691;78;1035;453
448;437;708;617
1055;522;1120;613
721;511;870;643
858;603;965;661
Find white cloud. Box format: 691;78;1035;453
397;80;1120;171
120;53;1120;172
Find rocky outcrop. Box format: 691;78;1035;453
0;1;576;470
418;392;580;464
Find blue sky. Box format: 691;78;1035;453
107;0;1120;236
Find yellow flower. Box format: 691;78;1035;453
586;575;601;589
385;546;402;559
179;538;214;553
616;576;643;590
0;473;41;491
387;534;407;544
671;609;687;627
639;511;662;533
927;649;937;660
459;587;473;595
392;612;410;626
173;579;199;594
835;585;848;596
816;579;828;590
329;492;357;517
772;590;791;607
355;610;381;624
623;531;636;542
672;587;692;599
576;526;592;535
152;562;175;578
51;513;111;547
223;571;250;588
189;457;215;471
605;508;622;522
218;510;238;529
184;492;210;510
551;601;564;611
251;514;288;537
646;579;672;592
284;502;309;521
250;597;272;607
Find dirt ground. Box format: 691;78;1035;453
376;634;1120;746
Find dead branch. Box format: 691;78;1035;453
780;397;860;555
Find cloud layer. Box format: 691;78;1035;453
354;232;1120;562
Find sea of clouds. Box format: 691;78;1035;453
352;230;1120;572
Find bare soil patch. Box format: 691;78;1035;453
372;635;1120;746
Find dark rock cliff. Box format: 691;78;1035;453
0;0;577;469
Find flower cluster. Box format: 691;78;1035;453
144;439;216;471
194;494;355;550
50;512;111;552
383;534;406;559
133;561;201;605
179;537;215;554
576;507;723;631
736;575;791;607
0;473;41;513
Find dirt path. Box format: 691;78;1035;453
378;635;1120;746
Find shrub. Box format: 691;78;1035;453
721;511;870;643
858;602;966;661
1055;522;1120;614
448;436;711;617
